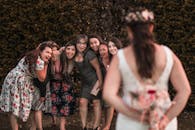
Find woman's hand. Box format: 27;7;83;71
158;115;170;130
128;108;149;125
98;80;103;90
39;97;45;102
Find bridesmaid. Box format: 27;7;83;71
75;34;102;130
30;41;58;130
88;34;103;55
0;42;53;130
99;38;123;130
49;40;76;130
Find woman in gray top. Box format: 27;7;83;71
74;34;102;130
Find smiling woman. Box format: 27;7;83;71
47;39;77;130
0;42;53;130
74;34;103;130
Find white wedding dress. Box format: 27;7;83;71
116;45;177;130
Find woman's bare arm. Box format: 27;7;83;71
164;53;191;122
103;55;147;122
90;58;103;88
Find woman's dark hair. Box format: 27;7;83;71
99;42;112;60
76;34;88;44
25;41;53;73
61;39;77;82
125;8;155;78
88;34;104;44
50;42;60;50
108;37;123;49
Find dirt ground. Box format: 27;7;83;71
0;109;195;130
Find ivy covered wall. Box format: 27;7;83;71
0;0;194;109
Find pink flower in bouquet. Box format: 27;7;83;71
129;86;171;130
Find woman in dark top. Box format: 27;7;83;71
88;34;103;55
49;41;76;130
100;38;123;130
74;34;102;130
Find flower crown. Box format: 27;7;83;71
125;9;154;23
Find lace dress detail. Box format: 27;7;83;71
116;45;177;130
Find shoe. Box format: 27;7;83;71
93;126;100;130
83;127;87;130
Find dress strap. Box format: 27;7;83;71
160;45;174;82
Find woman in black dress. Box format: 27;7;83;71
74;34;102;130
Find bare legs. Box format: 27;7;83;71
30;110;43;130
79;98;88;129
51;115;57;126
103;106;114;130
10;113;18;130
60;117;66;130
79;98;101;130
93;99;101;129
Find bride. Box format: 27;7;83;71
103;8;191;130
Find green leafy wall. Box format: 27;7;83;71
0;0;194;108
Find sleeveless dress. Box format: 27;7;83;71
116;46;177;130
0;57;44;122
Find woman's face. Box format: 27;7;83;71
76;38;87;53
40;46;52;62
108;41;118;55
51;47;60;61
99;44;109;59
89;38;100;52
65;45;76;59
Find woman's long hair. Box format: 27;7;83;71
109;37;123;49
25;41;53;73
61;39;77;82
88;34;104;44
125;8;155;78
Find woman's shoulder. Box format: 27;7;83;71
85;49;96;59
85;49;95;55
118;45;133;57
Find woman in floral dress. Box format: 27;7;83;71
49;40;76;130
0;42;53;130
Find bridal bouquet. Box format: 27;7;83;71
129;84;171;130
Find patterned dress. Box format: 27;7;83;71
50;79;75;116
0;57;44;122
49;60;75;117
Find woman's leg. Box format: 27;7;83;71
51;115;57;126
60;117;66;130
30;111;36;130
10;113;19;130
92;99;101;129
79;98;88;129
34;110;43;130
103;107;114;130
